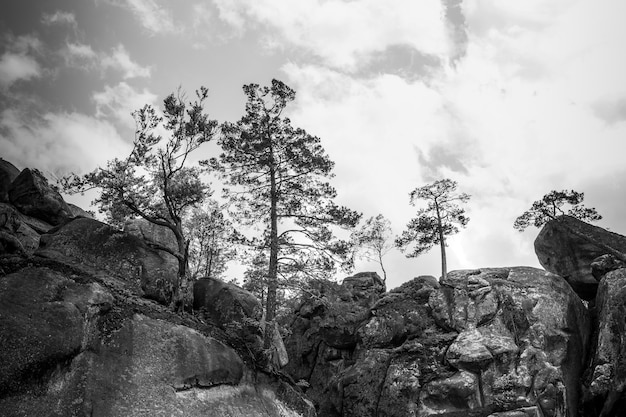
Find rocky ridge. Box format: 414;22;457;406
3;156;626;417
283;216;626;417
0;159;314;417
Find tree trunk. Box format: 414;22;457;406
378;251;387;283
172;220;189;310
434;200;447;280
265;159;279;349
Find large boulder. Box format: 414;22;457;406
0;158;20;203
534;216;626;300
36;217;179;305
583;267;626;416
68;202;93;219
286;267;590;417
194;277;265;360
0;267;86;393
0;262;315;417
283;272;388;414
124;217;178;253
0;203;43;255
8;168;73;226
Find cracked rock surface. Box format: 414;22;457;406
285;268;590;417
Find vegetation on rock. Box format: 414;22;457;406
395;178;470;280
62;87;217;308
205;79;360;347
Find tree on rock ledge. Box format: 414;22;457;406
62;88;217;308
205;79;360;349
351;214;394;283
514;189;602;231
514;189;626;263
395;179;470;280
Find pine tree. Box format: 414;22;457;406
63;88;217;307
395;179;470;280
206;79;360;347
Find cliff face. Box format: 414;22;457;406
0;161;314;417
284;218;626;417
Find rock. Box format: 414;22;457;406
535;215;626;300
67;203;93;219
341;271;386;305
193;277;264;358
124;217;178;253
0;267;84;394
591;254;625;280
0;263;315;417
583;267;626;416
286;267;589;417
8;168;73;226
0;202;42;254
418;370;481;415
36;217;179;305
0;158;20;203
430;267;588;417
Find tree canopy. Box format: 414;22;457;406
513;189;602;231
185;200;238;280
205;79;360;347
351;214;394;282
395;178;470;280
62;87;217;306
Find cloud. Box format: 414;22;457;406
0;34;44;89
0;107;129;177
0;53;41;89
41;11;77;28
61;42;98;69
121;0;177;35
58;41;149;80
213;0;453;71
102;44;151;79
93;81;158;126
592;98;626;125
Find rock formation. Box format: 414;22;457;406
285;268;590;417
0;160;314;417
534;215;626;300
583;268;626;416
4;157;626;417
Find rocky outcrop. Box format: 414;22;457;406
583;267;626;416
535;215;626;300
68;202;93;218
0;158;314;416
194;277;265;361
0;262;314;417
36;217;180;305
124;217;178;253
286;267;590;417
0;158;20;203
8;168;73;226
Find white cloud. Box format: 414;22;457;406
61;42;98;69
93;81;158;126
0;53;41;88
102;44;151;79
0;108;130;177
214;0;452;71
269;0;626;287
41;11;77;28
0;34;43;88
122;0;177;35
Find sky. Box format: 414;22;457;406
1;0;626;291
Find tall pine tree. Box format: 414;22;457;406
396;179;470;280
206;79;360;347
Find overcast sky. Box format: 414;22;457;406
2;0;626;290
